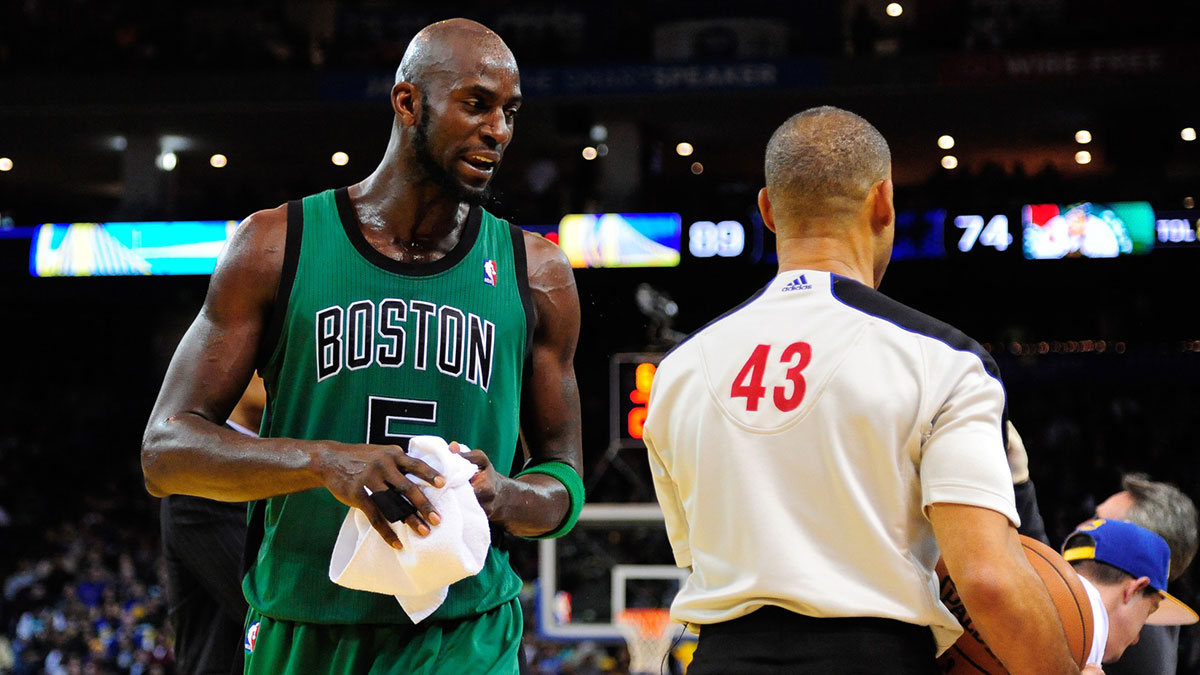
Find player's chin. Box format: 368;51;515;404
459;182;492;204
451;172;493;205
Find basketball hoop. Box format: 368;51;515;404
616;608;678;675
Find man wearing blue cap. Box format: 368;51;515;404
1062;519;1199;667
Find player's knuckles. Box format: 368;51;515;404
367;455;399;474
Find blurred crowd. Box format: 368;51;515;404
1;1;1194;72
0;504;170;674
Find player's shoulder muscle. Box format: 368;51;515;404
522;230;573;293
522;230;578;333
206;204;289;321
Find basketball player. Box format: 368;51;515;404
160;375;263;675
643;107;1088;675
141;19;583;674
1063;519;1198;666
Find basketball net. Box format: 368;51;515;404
616;608;677;675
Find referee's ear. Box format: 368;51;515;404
758;188;777;233
868;178;895;233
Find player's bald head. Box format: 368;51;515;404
764;106;891;221
396;19;516;91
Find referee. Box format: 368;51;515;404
643;107;1092;675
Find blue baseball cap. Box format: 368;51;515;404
1063;519;1198;626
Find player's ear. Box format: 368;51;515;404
392;81;419;127
758;188;777;233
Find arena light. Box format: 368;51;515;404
582;146;598;161
937;135;955;150
596;144;609;157
156;151;178;172
331;151;349;166
1183;127;1197;142
690;162;704;175
1074;150;1092;165
590;124;608;143
209;154;228;169
886;3;903;17
941;155;958;170
1185;196;1195;209
1075;130;1092;144
675;142;694;157
0;157;11;172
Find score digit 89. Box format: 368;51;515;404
688;220;746;258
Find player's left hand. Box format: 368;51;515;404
451;442;510;521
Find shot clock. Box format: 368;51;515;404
609;353;663;449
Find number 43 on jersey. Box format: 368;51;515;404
730;341;812;412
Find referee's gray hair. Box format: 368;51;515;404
764;106;891;218
1123;473;1199;580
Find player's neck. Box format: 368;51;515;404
350;166;470;249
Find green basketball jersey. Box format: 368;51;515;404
246;187;531;625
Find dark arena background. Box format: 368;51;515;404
2;2;1199;673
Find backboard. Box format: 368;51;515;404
535;502;689;642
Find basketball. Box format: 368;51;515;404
935;535;1094;674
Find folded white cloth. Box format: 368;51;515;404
328;435;491;622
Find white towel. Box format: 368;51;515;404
328;435;491;622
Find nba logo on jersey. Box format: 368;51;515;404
245;621;260;652
483;259;498;286
782;274;812;292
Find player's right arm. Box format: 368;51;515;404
140;205;442;548
930;504;1081;675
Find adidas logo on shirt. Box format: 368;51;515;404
782;274;812;292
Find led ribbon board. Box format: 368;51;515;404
31;221;238;277
1021;202;1155;259
558;213;681;268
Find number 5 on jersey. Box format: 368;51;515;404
730;341;812;412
